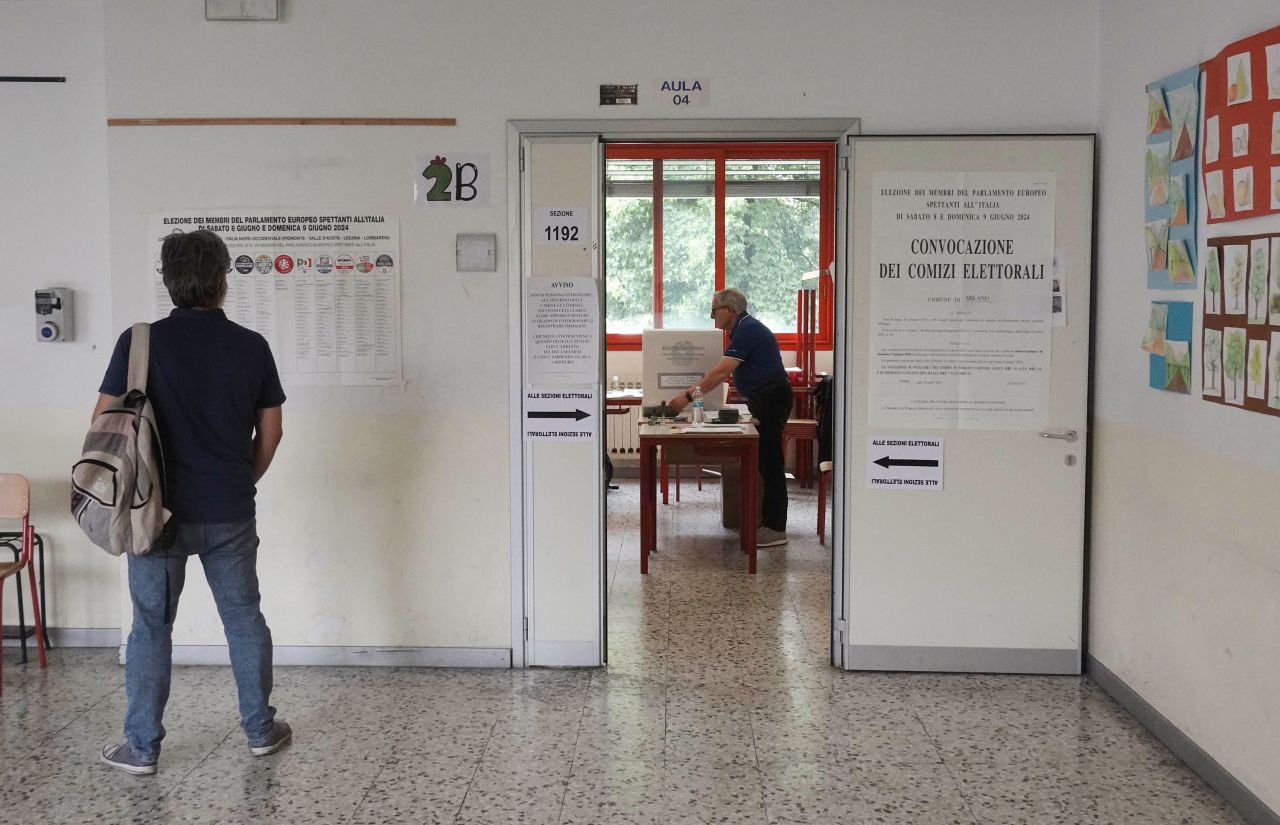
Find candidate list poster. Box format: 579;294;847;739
149;211;402;386
869;172;1056;430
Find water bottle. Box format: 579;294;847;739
691;386;704;425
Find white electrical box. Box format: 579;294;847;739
456;233;497;271
35;288;74;342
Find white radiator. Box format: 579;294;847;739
606;380;643;458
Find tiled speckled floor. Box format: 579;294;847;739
0;478;1246;824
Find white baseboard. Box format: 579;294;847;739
529;640;602;667
152;644;511;668
1087;655;1278;825
844;644;1081;674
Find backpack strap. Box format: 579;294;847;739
127;323;151;394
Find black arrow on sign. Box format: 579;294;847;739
528;409;591;421
874;456;939;469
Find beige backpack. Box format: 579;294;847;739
71;323;171;556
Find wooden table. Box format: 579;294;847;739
638;421;759;574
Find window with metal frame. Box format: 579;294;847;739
604;143;835;352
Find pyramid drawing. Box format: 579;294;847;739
1148;175;1168;206
1173;125;1194;161
1168;241;1194;282
1148;92;1172;134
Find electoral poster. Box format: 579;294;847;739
869;172;1056;430
149;211;402;386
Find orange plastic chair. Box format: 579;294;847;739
0;474;47;694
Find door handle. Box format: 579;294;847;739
1039;429;1078;443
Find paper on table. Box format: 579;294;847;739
674;424;748;433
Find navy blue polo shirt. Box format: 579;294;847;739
99;308;286;524
724;312;787;398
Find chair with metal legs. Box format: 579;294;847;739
0;474;48;694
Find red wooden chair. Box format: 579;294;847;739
818;460;833;546
785;285;821;487
0;474;47;694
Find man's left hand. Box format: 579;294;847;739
668;393;689;412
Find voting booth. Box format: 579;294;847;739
641;329;727;410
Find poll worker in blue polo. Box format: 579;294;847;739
94;229;291;775
669;287;793;547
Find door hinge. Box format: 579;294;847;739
522;617;529;640
834;618;847;633
519;147;525;173
839;143;851;158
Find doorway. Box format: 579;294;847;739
600;141;838;665
509;119;857;669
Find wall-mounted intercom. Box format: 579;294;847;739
35;288;73;342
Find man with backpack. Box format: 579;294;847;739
94;229;290;775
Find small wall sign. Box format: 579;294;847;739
599;84;638;106
655;78;709;108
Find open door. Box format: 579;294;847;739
519;135;606;667
840;135;1095;674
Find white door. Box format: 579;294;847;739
839;135;1094;674
518;135;606;667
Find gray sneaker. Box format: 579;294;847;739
249;720;293;756
100;741;157;776
757;528;789;548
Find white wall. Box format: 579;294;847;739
0;1;118;633
94;0;1100;656
1094;2;1280;813
3;2;1099;651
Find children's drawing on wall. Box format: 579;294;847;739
1203;328;1223;397
1168;239;1195;283
1164;340;1192;393
1223;327;1247;404
1145;219;1169;271
1146;141;1170;206
1224;244;1249;313
1233;166;1254;211
1147;301;1193;394
1204;31;1280;224
1228;52;1253;104
1206;170;1226;219
1147;68;1199;289
1270;332;1280;407
1141;303;1167;354
1167;84;1198;161
1148;89;1172;134
1246;338;1268;399
1271;240;1280;324
1170;176;1189;225
1204;246;1223;314
1271;166;1280;209
1232;122;1250;157
1248;238;1271;323
1206;116;1220;162
1268;43;1280;98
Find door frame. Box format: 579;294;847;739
507;118;859;668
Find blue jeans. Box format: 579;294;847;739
124;519;275;760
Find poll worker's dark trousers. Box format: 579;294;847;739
746;381;793;532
